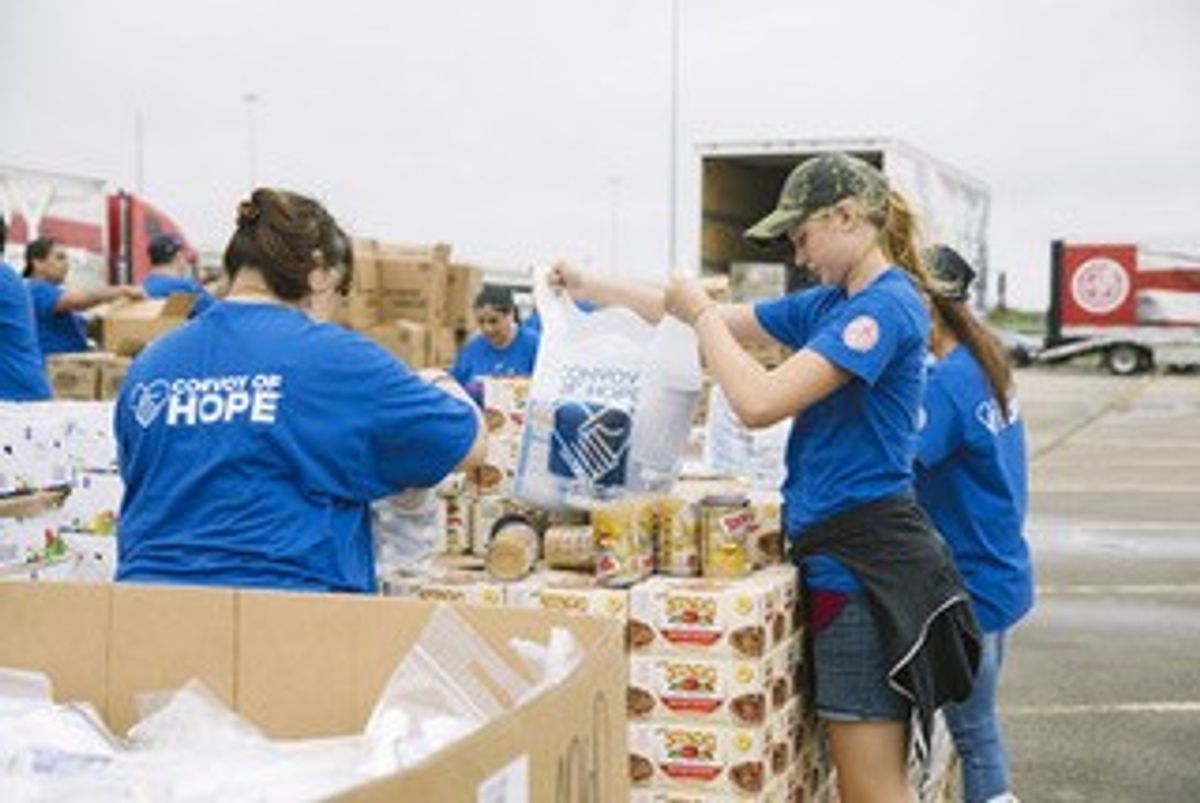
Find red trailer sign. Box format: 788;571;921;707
1059;243;1200;333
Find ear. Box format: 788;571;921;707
308;265;336;296
832;199;861;230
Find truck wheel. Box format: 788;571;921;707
1104;344;1147;376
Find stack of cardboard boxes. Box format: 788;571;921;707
46;354;132;401
336;239;482;370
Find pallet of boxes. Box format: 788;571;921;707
380;375;843;803
335;239;481;370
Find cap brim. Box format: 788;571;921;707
744;208;803;244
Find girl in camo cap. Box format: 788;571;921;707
553;152;982;803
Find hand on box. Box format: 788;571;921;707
664;274;715;327
118;285;148;301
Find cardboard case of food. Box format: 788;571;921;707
0;581;629;801
100;293;195;356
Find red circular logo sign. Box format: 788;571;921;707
842;315;880;352
1072;257;1130;316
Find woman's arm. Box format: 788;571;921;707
55;284;145;313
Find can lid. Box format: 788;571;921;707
490;512;539;540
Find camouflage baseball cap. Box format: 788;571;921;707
926;244;976;301
744;153;889;243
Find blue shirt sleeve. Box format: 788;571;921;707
30;280;61;316
805;291;914;385
754;291;822;350
916;366;962;467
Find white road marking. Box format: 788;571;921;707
1037;583;1200;596
1005;701;1200;717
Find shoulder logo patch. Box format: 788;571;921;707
841;314;880;353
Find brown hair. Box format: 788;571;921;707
223;188;353;302
868;188;938;295
932;296;1013;417
23;236;59;278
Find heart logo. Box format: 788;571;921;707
133;380;172;429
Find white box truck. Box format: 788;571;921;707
690;138;990;304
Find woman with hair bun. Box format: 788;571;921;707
115;188;485;593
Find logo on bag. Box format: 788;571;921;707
129;374;284;429
549;403;631;487
842;315;879;353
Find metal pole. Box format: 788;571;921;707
667;0;680;271
243;93;259;190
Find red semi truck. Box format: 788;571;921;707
1042;240;1200;374
0;164;193;289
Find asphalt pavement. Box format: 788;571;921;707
1002;368;1200;802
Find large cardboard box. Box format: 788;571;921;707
98;355;133;400
0;582;629;801
101;294;194;356
46;354;102;400
363;320;430;369
428;326;459;368
376;242;451;326
445;262;483;329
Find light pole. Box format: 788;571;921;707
243;92;260;190
667;0;680;272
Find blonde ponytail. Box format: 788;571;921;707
874;189;937;295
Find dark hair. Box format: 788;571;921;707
222;188;352;302
24;236;59;278
475;284;517;317
0;215;7;252
932;295;1013;417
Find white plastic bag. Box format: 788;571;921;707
515;269;702;509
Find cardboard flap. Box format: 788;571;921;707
0;582;112;711
107;583;237;734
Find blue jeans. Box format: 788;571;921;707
943;630;1012;803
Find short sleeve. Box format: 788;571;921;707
30;281;61;316
916;368;962;468
754;289;826;350
806;293;915;385
368;360;480;491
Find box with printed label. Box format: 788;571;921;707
627;634;798;726
363;320;429;369
414;571;506;606
481;376;530;438
376;242;450;325
627;571;796;659
628;706;792;796
504;570;630;622
629;773;794;803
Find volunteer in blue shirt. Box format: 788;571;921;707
553;153;980;803
451;284;540;405
917;245;1032;803
24;236;144;355
115;188;486;594
142;233;217;316
0;217;52;401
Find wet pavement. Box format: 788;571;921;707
1002;369;1200;801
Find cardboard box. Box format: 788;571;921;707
627;635;798;726
428;326;459;368
376;242;451;326
363;320;429;369
101;294;194;356
0;582;629;801
505;571;631;622
628;704;793;797
98;355;132;401
415;570;507;606
627;571;796;659
445;262;483;329
336;292;381;331
350;238;381;293
46;354;102;400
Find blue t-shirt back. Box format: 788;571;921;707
915;344;1033;632
27;278;88;355
115;301;480;593
451;325;540;404
143;273;215;316
755;268;930;592
0;263;51;401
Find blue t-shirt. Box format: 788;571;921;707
27;278;88;355
451;326;540;405
915;344;1033;632
143;273;215;316
755;268;930;592
0;263;51;401
115;301;479;593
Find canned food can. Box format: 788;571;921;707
471;495;509;557
544;524;596;570
486;513;541;581
700;493;753;578
593;497;655;588
657;497;701;576
439;494;472;556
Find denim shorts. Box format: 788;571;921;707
812;593;912;722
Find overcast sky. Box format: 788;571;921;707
3;0;1198;308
